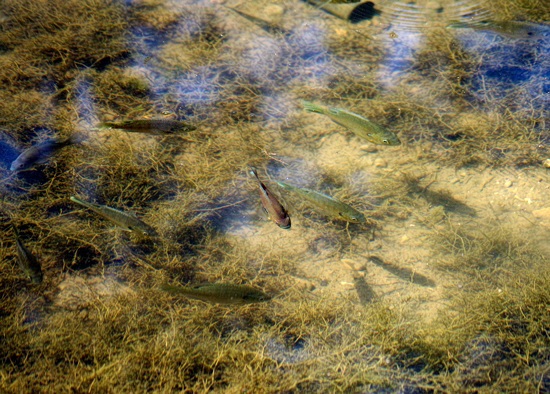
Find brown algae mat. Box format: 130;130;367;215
1;0;550;391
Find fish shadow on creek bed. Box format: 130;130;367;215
5;168;50;189
264;335;313;365
419;187;477;217
198;195;254;234
353;274;378;305
367;256;436;288
404;176;477;217
299;211;373;230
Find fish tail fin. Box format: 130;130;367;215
301;100;325;114
159;284;185;294
97;122;115;129
68;131;88;145
49;134;76;147
250;167;270;186
249;167;260;180
182;122;197;131
446;21;469;29
11;224;20;238
276;181;292;191
70;196;90;209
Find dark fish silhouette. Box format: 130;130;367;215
10;136;73;171
13;226;43;283
251;168;291;229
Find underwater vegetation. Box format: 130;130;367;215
1;0;550;392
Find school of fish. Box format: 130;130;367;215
7;7;534;306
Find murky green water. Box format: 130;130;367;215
1;0;550;391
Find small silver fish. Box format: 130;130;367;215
277;181;366;223
250;168;290;229
12;226;43;284
446;20;550;40
10;136;73;171
160;283;271;304
98;119;196;133
301;101;401;146
70;196;157;236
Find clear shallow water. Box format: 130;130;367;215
1;0;550;391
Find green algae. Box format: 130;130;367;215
1;0;550;392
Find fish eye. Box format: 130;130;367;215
383;139;389;144
527;31;533;36
338;212;343;217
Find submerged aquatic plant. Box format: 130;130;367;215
1;0;550;392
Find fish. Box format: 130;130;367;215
70;196;158;236
226;7;287;35
310;0;360;3
159;283;271;304
300;101;401;146
446;20;550;40
10;136;73;171
12;226;43;284
277;181;366;223
97;119;196;133
250;168;291;229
